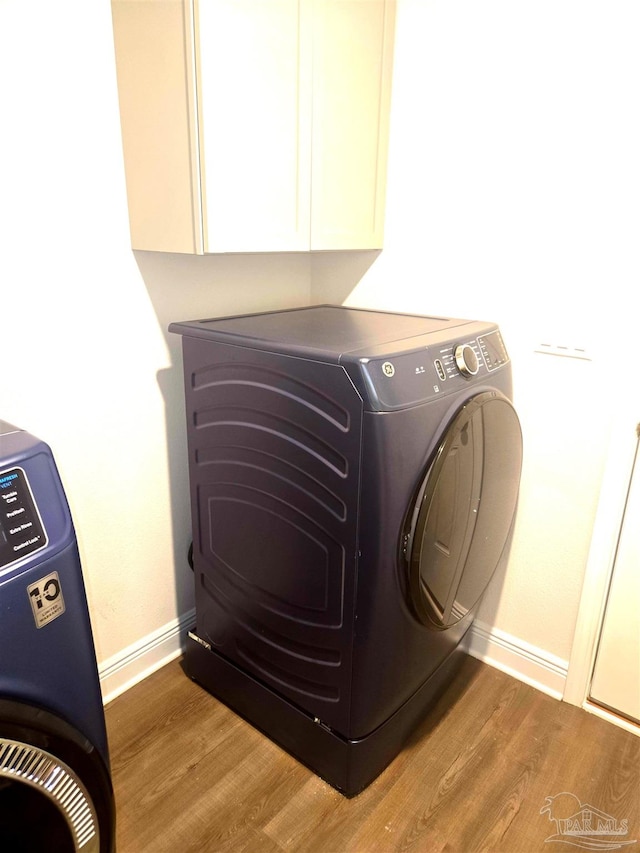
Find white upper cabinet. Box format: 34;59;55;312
111;0;396;254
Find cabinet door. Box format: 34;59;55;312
310;0;395;250
111;0;203;253
197;0;313;252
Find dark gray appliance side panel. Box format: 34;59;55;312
180;335;364;735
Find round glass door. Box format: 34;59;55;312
0;701;114;853
403;391;523;630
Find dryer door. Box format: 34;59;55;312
403;391;522;630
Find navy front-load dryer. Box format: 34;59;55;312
0;422;114;851
170;305;523;796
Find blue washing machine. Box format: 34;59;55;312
0;422;114;852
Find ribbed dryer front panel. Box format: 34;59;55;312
182;337;363;733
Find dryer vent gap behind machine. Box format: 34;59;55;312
0;422;114;852
170;305;523;797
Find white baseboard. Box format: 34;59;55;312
99;608;195;706
464;619;569;700
99;613;568;709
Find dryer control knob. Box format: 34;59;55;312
454;344;480;377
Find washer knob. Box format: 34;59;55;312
454;344;479;377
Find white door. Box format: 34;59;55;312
589;428;640;725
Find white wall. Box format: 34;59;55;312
0;1;311;698
312;0;640;676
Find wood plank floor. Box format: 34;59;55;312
105;657;639;852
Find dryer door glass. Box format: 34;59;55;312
0;700;114;853
405;391;522;629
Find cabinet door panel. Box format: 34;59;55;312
112;0;201;253
197;0;312;252
311;0;395;250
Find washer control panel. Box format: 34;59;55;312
358;329;510;410
0;467;48;570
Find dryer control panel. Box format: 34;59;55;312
356;329;510;411
438;329;509;380
477;330;510;371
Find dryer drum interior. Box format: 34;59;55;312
170;305;523;796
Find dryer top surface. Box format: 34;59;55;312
169;305;491;360
170;305;512;411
